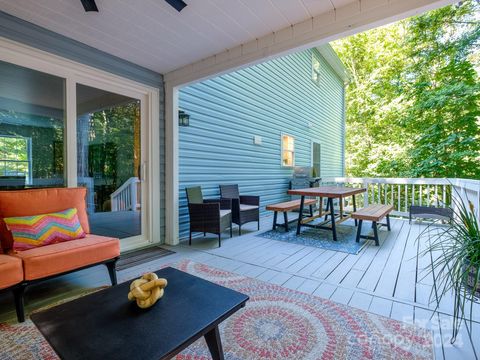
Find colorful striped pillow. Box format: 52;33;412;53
4;208;86;251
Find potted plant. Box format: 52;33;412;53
419;193;480;343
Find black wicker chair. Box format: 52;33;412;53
219;184;260;235
185;186;232;247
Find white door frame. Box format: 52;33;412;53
0;37;161;252
164;82;179;245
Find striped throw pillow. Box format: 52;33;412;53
4;208;86;251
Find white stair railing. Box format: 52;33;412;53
110;177;140;212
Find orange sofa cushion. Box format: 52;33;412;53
0;188;90;251
0;254;23;289
12;234;119;281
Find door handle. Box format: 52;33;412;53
139;162;147;182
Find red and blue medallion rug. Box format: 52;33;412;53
0;259;433;359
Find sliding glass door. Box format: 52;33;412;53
0;60;65;189
76;83;144;239
0;46;156;249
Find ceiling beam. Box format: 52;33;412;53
165;0;455;87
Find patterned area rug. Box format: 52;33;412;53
0;260;433;360
0;287;106;360
257;221;388;254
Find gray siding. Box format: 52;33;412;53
0;11;165;243
179;48;345;237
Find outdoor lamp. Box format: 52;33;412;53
178;110;190;127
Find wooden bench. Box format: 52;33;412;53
266;199;317;232
351;204;393;246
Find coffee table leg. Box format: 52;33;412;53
296;196;305;235
205;326;224;360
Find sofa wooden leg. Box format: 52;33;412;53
106;259;118;286
13;284;26;323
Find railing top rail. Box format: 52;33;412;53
322;177;480;186
111;177;140;198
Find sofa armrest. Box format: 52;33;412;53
221;197;240;217
240;195;260;206
188;203;220;223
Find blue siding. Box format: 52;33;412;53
179;48;345;238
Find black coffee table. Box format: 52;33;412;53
31;267;249;360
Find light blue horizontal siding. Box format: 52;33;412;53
179;48;345;238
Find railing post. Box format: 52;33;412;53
364;181;370;208
131;180;138;211
110;194;116;211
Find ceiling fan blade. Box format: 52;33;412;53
165;0;187;12
81;0;98;12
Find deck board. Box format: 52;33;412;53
356;220;402;292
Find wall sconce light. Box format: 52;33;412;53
178;110;190;127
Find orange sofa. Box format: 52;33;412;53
0;254;24;320
0;187;120;322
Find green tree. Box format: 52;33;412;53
332;0;480;178
404;2;480;178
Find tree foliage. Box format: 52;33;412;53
332;0;480;178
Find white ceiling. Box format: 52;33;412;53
0;0;358;74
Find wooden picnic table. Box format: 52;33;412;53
287;186;366;241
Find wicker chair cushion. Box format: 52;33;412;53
239;204;259;211
219;210;232;218
186;186;203;204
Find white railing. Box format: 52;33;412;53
111;177;140;212
450;178;480;220
322;177;480;218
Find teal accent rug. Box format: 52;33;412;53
257;221;387;254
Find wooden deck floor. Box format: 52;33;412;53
1;216;478;359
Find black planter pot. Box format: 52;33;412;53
463;260;480;298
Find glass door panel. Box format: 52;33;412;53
0;60;65;189
76;84;142;239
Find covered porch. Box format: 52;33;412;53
0;0;475;359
